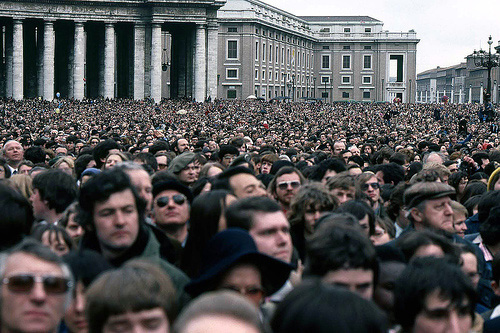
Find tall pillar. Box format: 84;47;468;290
468;85;472;104
451;89;454;103
73;22;85;100
494;81;498;104
43;21;55;101
150;23;162;103
0;25;3;97
36;24;44;97
480;82;484;104
12;19;23;100
5;23;13;98
134;23;145;100
194;24;206;102
207;23;218;100
104;23;115;99
459;88;463;104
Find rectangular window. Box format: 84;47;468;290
262;70;266;80
227;69;238;79
255;69;259;80
269;45;273;63
321;76;330;84
263;43;266;62
342;55;351;69
363;76;372;84
364;45;372;50
365;28;372;33
281;47;284;63
227;40;238;59
228;27;238;33
269;71;272;81
342;76;351;84
363;91;371;99
343;45;350;50
363;55;372;69
342;91;350;98
321;55;330;69
255;42;259;61
343;27;351;33
227;89;237;99
322;92;329;98
322;45;330;50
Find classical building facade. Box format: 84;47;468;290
0;0;224;102
217;0;419;102
0;0;418;102
417;44;500;104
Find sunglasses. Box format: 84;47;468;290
2;274;72;294
277;181;301;191
156;194;187;207
361;182;380;191
221;285;264;298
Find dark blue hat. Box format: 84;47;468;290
152;179;193;203
185;228;293;298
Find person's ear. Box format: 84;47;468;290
409;207;423;223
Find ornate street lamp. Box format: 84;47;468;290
472;36;500;108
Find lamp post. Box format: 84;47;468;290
287;81;292;101
472;36;500;109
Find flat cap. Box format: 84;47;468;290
168;151;195;174
404;181;455;209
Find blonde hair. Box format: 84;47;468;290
9;174;33;199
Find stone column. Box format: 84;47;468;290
468;85;472;104
5;23;13;98
43;21;55;101
134;23;145;100
459;88;463;104
104;23;115;99
150;23;162;103
12;19;23;100
206;23;218;100
73;22;85;100
480;83;484;104
36;25;44;97
194;24;206;102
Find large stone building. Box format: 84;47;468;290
0;0;419;102
417;43;500;104
217;0;419;102
0;0;224;102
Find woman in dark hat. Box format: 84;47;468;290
185;228;293;310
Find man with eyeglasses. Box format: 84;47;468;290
0;239;73;333
78;168;190;305
218;144;239;168
268;166;306;214
152;179;193;244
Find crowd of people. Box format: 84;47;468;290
1;96;500;332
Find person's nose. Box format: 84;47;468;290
30;281;47;303
114;211;127;226
74;293;86;313
313;210;322;222
446;310;462;333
